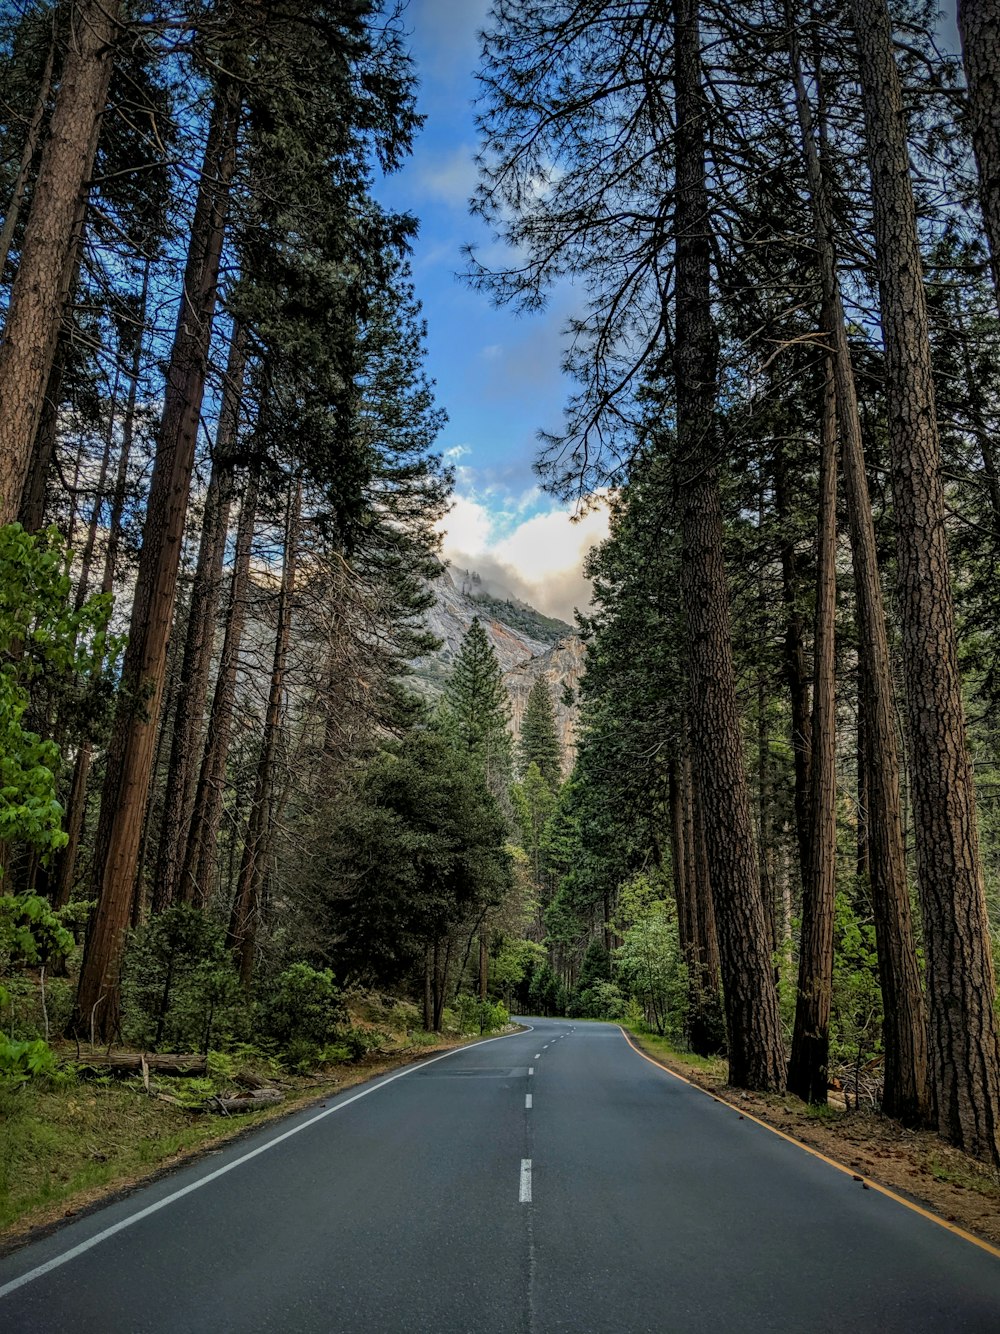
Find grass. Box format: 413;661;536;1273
0;1077;279;1234
620;1023;728;1078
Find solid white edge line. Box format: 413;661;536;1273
0;1024;536;1302
525;1093;532;1109
519;1158;532;1203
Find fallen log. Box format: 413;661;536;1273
210;1089;283;1115
78;1053;208;1076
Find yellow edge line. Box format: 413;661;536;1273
618;1025;1000;1262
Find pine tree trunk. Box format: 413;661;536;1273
674;0;784;1090
958;1;1000;311
0;0;122;522
75;85;241;1041
228;480;300;989
787;357;838;1104
154;322;245;911
183;464;260;905
774;443;812;883
52;265;148;909
786;4;929;1126
0;32;56;281
851;0;1000;1161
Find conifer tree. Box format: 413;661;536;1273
517;679;562;788
443;618;513;798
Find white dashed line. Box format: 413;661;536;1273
528;1067;534;1075
534;1053;541;1059
519;1159;532;1203
525;1093;532;1109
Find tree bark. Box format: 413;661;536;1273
785;3;929;1127
674;0;784;1090
958;1;1000;312
153;321;246;911
851;0;1000;1161
228;479;301;989
0;0;122;523
0;30;57;281
75;85;241;1041
787;356;838;1104
182;463;260;905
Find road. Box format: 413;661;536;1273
1;1018;998;1332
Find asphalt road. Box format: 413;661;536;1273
1;1018;998;1332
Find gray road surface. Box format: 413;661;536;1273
1;1017;998;1332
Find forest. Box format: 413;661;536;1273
2;0;1000;1227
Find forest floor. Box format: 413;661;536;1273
624;1026;1000;1249
0;1009;502;1251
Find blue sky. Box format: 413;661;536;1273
376;0;608;620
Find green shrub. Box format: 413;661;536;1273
454;995;510;1034
260;963;345;1049
122;906;243;1052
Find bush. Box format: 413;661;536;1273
454;994;510;1034
260;963;345;1049
121;906;243;1052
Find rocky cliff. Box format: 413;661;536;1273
412;562;585;772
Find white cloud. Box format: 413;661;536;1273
437;490;610;622
414;145;479;207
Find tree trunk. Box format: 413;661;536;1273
851;0;1000;1161
153;321;245;911
228;479;301;989
774;442;812;884
787;356;838;1104
75;85;241;1041
958;1;1000;312
183;463;260;905
0;31;56;281
0;0;122;523
786;2;929;1127
673;0;784;1090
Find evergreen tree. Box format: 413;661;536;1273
517;679;562;788
443;617;513;798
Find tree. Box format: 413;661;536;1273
517;679;561;788
443;617;513;797
0;0;123;523
851;0;1000;1164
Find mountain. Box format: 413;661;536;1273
412;562;585;772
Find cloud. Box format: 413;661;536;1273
414;144;480;208
437;490;610;622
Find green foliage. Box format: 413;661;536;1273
454;994;510;1033
0;1034;59;1084
830;892;884;1071
466;588;572;644
0;893;75;1027
517;679;562;787
511;762;557;886
325;726;513;986
121;907;242;1053
614;883;687;1041
442;618;513;797
0;522;121;873
260;963;345;1050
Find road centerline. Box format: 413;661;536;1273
519;1159;532;1203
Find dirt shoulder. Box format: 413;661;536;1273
623;1026;1000;1251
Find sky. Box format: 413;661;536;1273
376;0;609;623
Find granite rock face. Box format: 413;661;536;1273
413;563;585;772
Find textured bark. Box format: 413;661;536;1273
182;465;260;905
228;480;300;989
674;0;784;1089
959;0;1000;310
852;0;1000;1161
787;359;838;1105
153;322;246;911
786;5;929;1127
52;265;148;909
0;0;122;523
774;444;812;883
0;33;56;281
75;86;241;1041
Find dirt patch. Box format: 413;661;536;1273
624;1028;1000;1250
